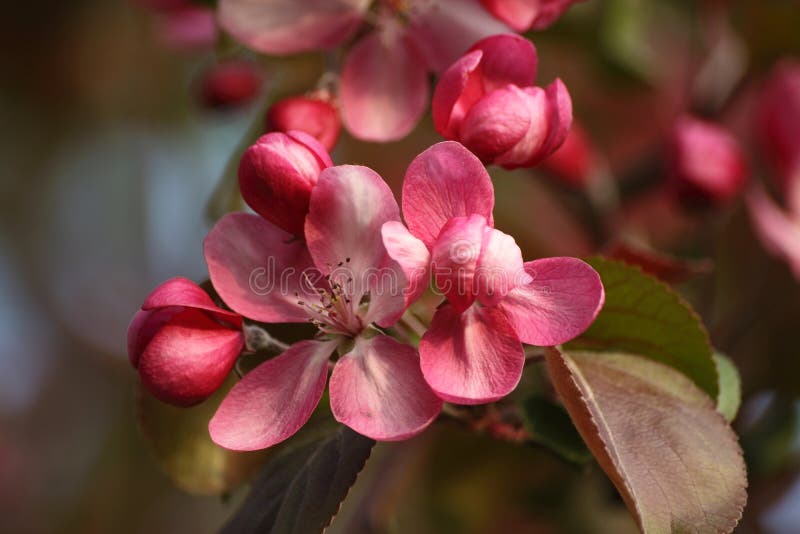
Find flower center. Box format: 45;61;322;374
295;258;365;337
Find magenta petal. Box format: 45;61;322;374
469;33;538;91
142;276;240;322
340;30;428;142
204;213;318;323
419;304;524;404
746;187;800;279
536;79;573;162
498;257;604;346
475;228;524;307
381;221;431;308
403;141;495;247
492;86;550;169
128;308;182;368
460;86;532;162
406;0;510;72
431;215;488;312
138;309;244;406
432;50;484;139
219;0;368;55
329;335;442;440
209;340;335;451
479;0;540;31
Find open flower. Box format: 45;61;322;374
480;0;586;32
128;277;245;406
218;0;508;141
432;34;572;169
205;165;441;450
382;141;604;403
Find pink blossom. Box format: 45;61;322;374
382;142;605;403
198;60;264;109
205;165;441;450
432;34;572;169
218;0;508;141
238;132;333;236
667;115;748;206
266;94;341;151
127;277;244;406
746;187;800;279
480;0;586;31
541;121;597;187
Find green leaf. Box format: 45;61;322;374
714;353;741;422
566;256;718;398
136;377;269;496
520;396;592;464
546;348;747;534
221;426;374;534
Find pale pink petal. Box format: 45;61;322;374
219;0;369;55
431;215;488;312
402;141;495;247
746;187;800;279
209;340;335;451
142;276;240;323
361;259;408;329
460;85;532;162
381;221;431;308
204;213;318;323
475;228;524;307
329;335;442;440
536;78;573;160
469;33;538;91
492;86;550;169
432;50;484;139
480;0;583;32
498;257;604;346
406;0;510;72
419;303;524;404
340;29;428;142
138;309;244;406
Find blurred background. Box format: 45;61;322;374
1;0;799;532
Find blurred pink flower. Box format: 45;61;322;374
667;115;748;206
238;131;333;236
133;0;217;51
205;166;441;450
480;0;586;31
218;0;508;141
746;187;800;279
541;121;597;187
382;142;605;403
432;34;572;169
128;277;244;406
198;60;264;109
266;94;342;151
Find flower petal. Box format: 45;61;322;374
746;187;800;279
267;97;342;151
460;85;532;162
381;221;431;308
419;303;524;404
402;141;495;247
204;213;318;323
142;276;240;323
138;308;244;406
209;340;335;451
340;29;428;142
498;257;604;346
329;335;442;440
432;50;484;139
219;0;368;55
128;308;182;368
480;0;582;32
469;33;538;91
431;215;488;312
406;0;510;72
475;227;524;307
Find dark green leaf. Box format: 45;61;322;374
222;426;374;534
566;256;718;397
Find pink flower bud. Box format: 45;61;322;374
238;131;333;235
127;278;244;406
480;0;586;32
756;60;800;191
432;34;572;169
266;95;341;151
199;60;264;109
667;115;748;206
